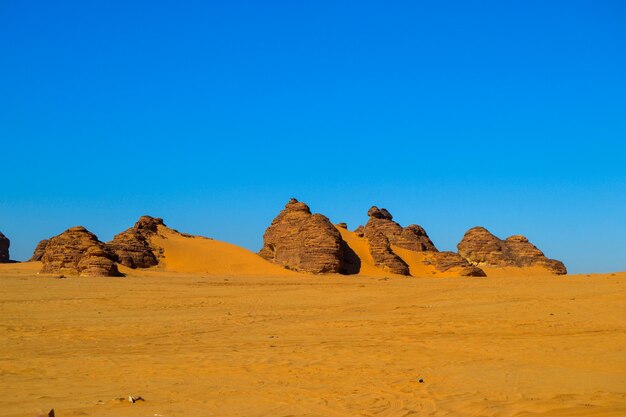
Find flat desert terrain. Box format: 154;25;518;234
1;263;625;417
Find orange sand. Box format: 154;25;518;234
1;262;625;417
2;233;625;416
149;226;296;276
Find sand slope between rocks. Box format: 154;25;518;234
149;226;297;276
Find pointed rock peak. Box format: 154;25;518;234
465;226;495;236
68;226;89;233
107;216;163;269
405;224;429;236
134;215;165;233
368;206;393;220
284;198;311;214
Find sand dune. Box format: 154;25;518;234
149;226;296;276
1;264;625;417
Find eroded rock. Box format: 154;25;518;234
40;226;121;277
457;227;566;274
363;206;436;274
106;216;163;268
30;239;49;261
259;198;345;273
365;206;437;252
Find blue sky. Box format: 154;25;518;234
1;0;625;273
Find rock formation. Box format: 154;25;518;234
29;239;49;261
259;198;345;273
457;226;567;274
106;216;163;268
363;206;485;277
365;206;437;252
77;245;121;277
365;230;410;275
0;231;9;263
363;206;428;275
40;226;121;277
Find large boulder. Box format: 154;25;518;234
40;226;121;277
106;216;163;268
29;239;49;261
457;227;567;274
0;231;9;263
259;198;345;273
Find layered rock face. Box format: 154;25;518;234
363;206;484;277
259;198;345;273
0;231;9;263
365;207;437;252
30;239;49;261
457;227;567;274
106;216;163;268
40;226;121;277
365;230;410;275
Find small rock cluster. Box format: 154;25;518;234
34;215;167;277
40;226;121;277
260;199;564;276
457;226;567;274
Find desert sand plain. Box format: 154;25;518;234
1;230;625;417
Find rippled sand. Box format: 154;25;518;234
1;263;625;416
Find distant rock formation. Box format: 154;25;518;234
0;231;9;263
259;198;345;273
363;206;484;277
40;226;121;277
457;226;567;274
106;216;163;268
30;239;49;261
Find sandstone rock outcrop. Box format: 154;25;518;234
0;231;9;263
106;216;163;268
365;206;437;252
457;227;567;274
363;206;485;277
76;245;121;277
365;230;410;275
40;226;121;277
259;198;345;273
30;239;49;261
363;206;431;275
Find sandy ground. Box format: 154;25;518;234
1;262;625;417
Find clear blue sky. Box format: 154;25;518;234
1;1;625;273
